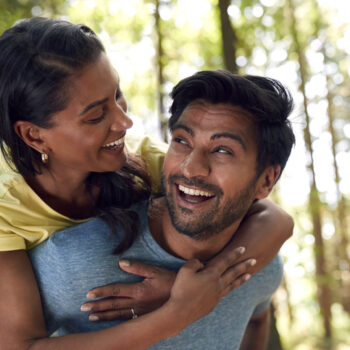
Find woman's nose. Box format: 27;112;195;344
110;104;133;131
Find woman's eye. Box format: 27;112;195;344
86;112;106;124
115;91;123;101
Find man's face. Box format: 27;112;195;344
163;101;269;240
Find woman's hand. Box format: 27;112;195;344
81;260;176;321
164;247;254;327
81;247;255;321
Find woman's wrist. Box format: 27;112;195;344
157;299;189;337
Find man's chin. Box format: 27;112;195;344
170;214;213;240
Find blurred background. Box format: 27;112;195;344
1;0;349;349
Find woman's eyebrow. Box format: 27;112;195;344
79;97;108;116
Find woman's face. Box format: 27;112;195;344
39;53;132;178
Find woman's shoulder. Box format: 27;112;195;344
125;134;168;194
0;170;26;200
0;148;24;197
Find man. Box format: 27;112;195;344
29;70;295;349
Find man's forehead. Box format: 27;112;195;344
176;100;256;130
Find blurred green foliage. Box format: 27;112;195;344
1;0;349;348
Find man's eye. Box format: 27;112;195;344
174;137;188;146
214;147;233;155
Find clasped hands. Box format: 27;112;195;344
80;246;256;321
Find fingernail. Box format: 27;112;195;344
86;292;96;299
119;259;130;267
238;247;246;254
249;259;257;266
80;305;91;312
243;274;251;281
89;315;99;321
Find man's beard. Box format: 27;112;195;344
164;174;257;241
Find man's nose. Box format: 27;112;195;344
182;150;210;178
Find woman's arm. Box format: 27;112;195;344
0;247;248;350
82;199;293;320
208;198;294;275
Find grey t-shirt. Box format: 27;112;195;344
29;201;283;349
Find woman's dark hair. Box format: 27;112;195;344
0;17;150;253
169;70;295;178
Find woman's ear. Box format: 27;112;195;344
255;165;281;199
14;121;46;153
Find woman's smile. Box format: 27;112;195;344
101;135;125;150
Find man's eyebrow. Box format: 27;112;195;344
171;123;194;136
211;132;247;150
79;97;108;116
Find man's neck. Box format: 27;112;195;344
148;198;241;262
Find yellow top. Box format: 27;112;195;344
0;134;168;251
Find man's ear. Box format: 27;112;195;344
255;165;281;199
14;121;47;154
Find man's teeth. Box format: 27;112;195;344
178;184;213;197
103;137;124;148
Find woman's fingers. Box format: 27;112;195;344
177;259;205;274
204;246;246;275
82;261;176;321
220;258;256;287
221;274;251;297
87;307;146;321
86;261;176;299
118;260;171;279
168;259;226;324
219;258;257;296
81;296;133;313
218;258;256;296
86;282;143;299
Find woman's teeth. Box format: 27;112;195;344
102;137;124;149
178;184;213;197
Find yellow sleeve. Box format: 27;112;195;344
125;134;168;194
0;174;87;251
0;231;26;251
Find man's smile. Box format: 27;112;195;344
178;184;214;197
174;182;217;206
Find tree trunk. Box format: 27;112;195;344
217;0;238;73
310;0;350;277
323;53;350;312
281;276;294;327
286;0;332;339
154;0;168;142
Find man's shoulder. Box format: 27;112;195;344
255;254;283;281
29;200;150;260
240;254;283;300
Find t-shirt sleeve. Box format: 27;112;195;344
0;231;26;251
0;175;27;251
125;134;168;194
252;298;271;316
0;173;87;251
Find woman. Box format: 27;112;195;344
0;17;293;349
